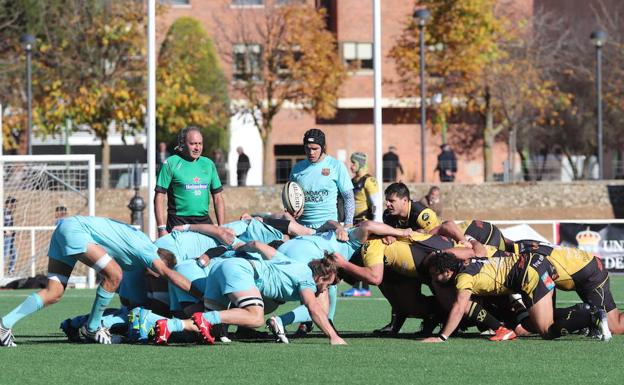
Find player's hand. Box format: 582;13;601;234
422;337;444;343
330;336;347;345
239;212;253;221
382;235;396;245
171;225;186;232
459;240;472;248
332;252;347;268
217;227;236;245
336;228;349;242
235;241;257;253
400;228;413;238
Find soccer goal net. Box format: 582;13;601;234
0;154;96;287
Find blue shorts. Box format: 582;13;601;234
204;258;257;306
47;217;91;268
169;259;209;311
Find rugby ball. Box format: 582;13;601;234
282;181;305;216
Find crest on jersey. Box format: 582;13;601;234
322;168;330;176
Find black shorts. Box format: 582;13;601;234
464;220;506;251
166;214;213;231
506;253;556;308
572;257;616;312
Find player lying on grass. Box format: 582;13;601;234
515;240;624;336
153;252;346;345
0;216;199;347
423;250;611;343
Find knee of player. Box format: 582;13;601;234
247;306;265;328
102;267;123;289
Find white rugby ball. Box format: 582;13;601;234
282;181;305;216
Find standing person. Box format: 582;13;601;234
212;149;228;186
342;152;380;297
236;146;250;187
382;145;404;183
418;186;443;217
156;142;171;175
4;197;17;275
154;126;225;238
436;143;457;183
289;128;354;335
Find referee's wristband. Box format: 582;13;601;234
438;333;448;342
157;225;167;231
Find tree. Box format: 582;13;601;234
157;17;230;156
214;3;345;184
389;0;502;181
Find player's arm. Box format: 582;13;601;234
353;221;412;243
235;241;277;260
300;288;346;345
443;247;477;260
154;192;168;237
341;189;355;227
423;289;471;343
212;191;225;226
436;220;469;243
334;253;384;285
172;223;235;245
151;259;203;300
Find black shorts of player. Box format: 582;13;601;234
506;253;556;308
464;220;506;251
572;256;616;312
166;213;212;231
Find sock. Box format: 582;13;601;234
279;305;311;326
86;286;115;332
549;305;593;338
466;302;501;331
1;293;44;328
101;308;129;329
328;285;337;321
361;282;370;291
167;318;185;333
202;311;222;325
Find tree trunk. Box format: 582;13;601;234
261;121;273;186
483;88;494;182
101;136;110;189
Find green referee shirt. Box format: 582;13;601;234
155;154;223;216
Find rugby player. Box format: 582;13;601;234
0;216;197;347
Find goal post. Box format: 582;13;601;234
0;154;96;287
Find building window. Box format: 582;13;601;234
274;144;305;183
233;44;263;81
161;0;190;5
342;42;373;70
276;0;306;5
232;0;264;6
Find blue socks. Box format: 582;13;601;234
202;311;222;325
101;307;128;329
167;318;184;333
86;286;115;331
1;292;44;328
280;305;312;326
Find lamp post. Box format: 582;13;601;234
413;8;430;183
590;30;606;180
21;34;35;155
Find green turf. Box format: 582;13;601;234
2;280;624;385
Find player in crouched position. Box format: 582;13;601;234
0;216;197;347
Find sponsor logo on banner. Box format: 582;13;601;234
559;223;624;273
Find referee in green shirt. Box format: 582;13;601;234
154;126;225;237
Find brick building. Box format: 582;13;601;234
159;0;517;185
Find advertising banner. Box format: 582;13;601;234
558;223;624;273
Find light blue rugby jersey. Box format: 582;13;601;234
49;216;158;271
276;228;361;264
154;231;220;262
290;155;353;229
253;255;317;302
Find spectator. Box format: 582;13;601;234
154;126;225;237
236;146;251;187
54;205;68;225
418;186;443;217
156;141;171;175
436;143;457;183
4;197;17;275
213;149;228;186
382;145;404;182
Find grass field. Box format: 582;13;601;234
2;280;624;385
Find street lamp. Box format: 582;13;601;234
413;8;430;183
21;34;35;155
590;30;606;179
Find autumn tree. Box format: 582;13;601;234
214;2;345;184
157;17;230;156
